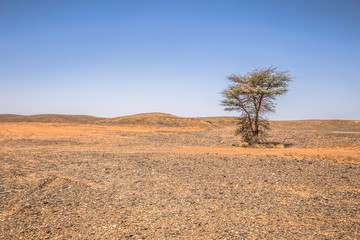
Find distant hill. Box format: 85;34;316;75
0;113;212;128
270;120;360;132
0;114;104;124
96;113;213;128
0;113;359;131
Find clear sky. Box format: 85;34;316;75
1;0;359;120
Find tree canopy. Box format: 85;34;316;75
221;66;292;144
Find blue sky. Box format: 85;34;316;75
1;0;359;119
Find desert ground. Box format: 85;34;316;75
0;113;359;239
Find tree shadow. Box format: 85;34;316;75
261;141;294;148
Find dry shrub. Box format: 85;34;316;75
253;144;264;148
251;143;284;148
238;142;249;147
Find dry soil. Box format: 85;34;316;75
0;114;359;239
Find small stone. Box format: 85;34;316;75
66;223;73;228
38;180;46;189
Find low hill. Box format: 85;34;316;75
0;114;104;124
270;120;360;132
0;113;359;131
96;112;212;128
0;113;212;128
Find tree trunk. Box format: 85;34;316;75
253;120;260;143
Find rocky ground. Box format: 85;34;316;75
0;116;360;239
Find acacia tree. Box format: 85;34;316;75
221;66;292;144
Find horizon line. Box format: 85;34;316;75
0;112;359;121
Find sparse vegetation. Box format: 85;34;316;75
238;142;249;147
221;66;292;144
234;142;287;149
252;143;274;148
275;143;285;148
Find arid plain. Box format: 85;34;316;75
1;113;359;239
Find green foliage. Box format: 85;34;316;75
221;66;292;144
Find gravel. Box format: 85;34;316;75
0;122;359;239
